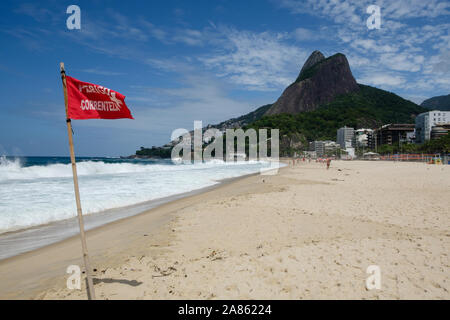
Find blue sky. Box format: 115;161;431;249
0;0;449;156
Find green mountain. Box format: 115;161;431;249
246;84;427;143
421;94;450;111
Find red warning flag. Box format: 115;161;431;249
65;76;133;120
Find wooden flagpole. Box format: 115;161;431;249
60;62;96;300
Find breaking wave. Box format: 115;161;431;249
0;156;273;233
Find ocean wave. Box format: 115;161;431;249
0;157;273;233
0;156;263;182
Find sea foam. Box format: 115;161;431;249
0;157;272;234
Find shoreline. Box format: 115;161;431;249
0;170;266;299
0;171;262;261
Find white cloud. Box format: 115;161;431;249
379;53;425;72
430;51;450;74
346;54;371;67
293;28;315;40
350;39;398;53
108;11;149;41
172;29;204;46
358;73;406;87
277;0;450;21
199;28;307;91
276;0;363;25
380;0;450;19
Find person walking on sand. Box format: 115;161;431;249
326;158;331;170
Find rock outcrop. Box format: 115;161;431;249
265;51;359;115
297;50;325;79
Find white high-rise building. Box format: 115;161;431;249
337;126;355;148
355;128;374;148
415;110;450;143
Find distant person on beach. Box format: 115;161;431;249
326;158;331;170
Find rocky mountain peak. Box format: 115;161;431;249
298;50;325;79
265;51;359;115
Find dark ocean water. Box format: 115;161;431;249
3;156;171;167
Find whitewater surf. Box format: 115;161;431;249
0;156;277;259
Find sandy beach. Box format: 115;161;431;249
0;160;449;300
